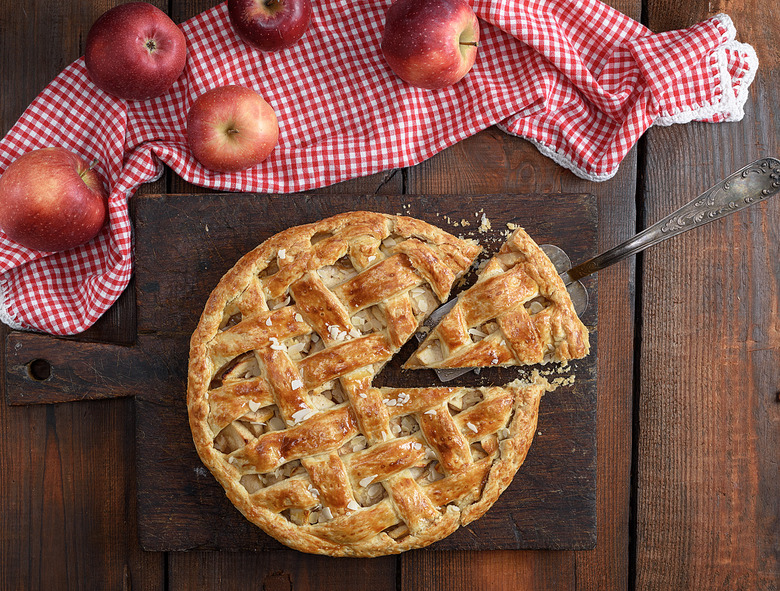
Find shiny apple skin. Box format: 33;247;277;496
85;2;188;101
0;148;109;252
381;0;480;90
186;85;279;173
228;0;312;52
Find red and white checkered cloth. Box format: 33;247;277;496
0;0;757;335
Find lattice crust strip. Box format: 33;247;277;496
404;227;590;370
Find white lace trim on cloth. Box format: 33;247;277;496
500;13;757;182
525;137;619;182
654;14;758;127
0;277;24;331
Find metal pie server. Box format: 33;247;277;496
420;156;780;382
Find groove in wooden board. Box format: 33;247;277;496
130;191;598;551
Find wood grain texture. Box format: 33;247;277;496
130;192;597;553
0;2;164;589
168;550;398;591
635;1;779;589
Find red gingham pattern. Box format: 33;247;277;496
0;0;757;334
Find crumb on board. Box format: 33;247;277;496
478;213;491;233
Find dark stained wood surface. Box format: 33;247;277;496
1;1;777;590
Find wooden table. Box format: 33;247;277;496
1;1;777;589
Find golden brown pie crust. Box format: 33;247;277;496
187;213;568;556
404;227;590;369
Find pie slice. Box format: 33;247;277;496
404;227;590;370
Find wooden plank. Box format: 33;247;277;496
636;0;779;589
401;551;576;591
130;191;597;552
402;135;637;590
401;36;640;591
0;2;164;587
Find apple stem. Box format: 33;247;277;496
459;41;478;47
88;159;100;171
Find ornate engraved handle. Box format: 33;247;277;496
562;157;780;284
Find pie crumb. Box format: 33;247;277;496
478;213;491;233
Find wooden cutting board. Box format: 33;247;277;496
5;192;598;552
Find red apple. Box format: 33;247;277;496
228;0;312;52
186;85;279;173
0;148;108;252
381;0;480;90
85;2;187;101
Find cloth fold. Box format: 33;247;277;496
0;0;757;334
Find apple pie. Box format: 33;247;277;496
404;227;589;370
187;212;567;556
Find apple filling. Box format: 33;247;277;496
379;234;404;257
219;307;243;331
387;414;420;438
267;291;293;311
524;295;552;315
447;388;483;413
354;481;388;509
415;339;444;365
470;440;493;461
351;305;388;335
339;434;368;456
496;252;525;271
467;320;499;343
285;332;325;361
257;257;280;279
213;403;284;455
309;380;347;410
210;352;262;389
408;285;438;319
317;256;358;287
